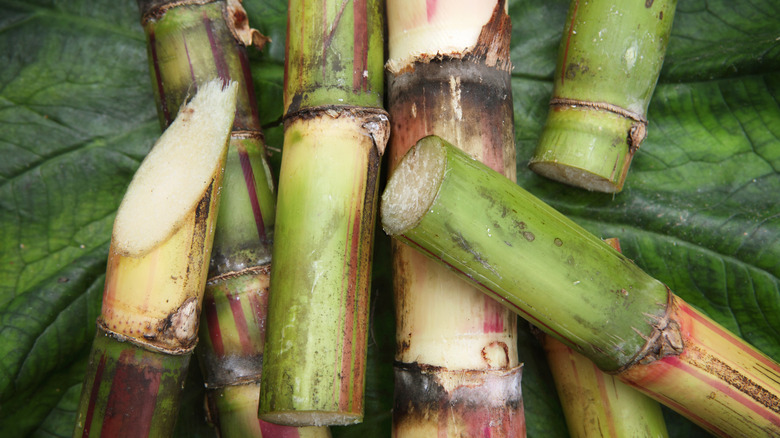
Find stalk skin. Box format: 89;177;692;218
386;0;524;436
74;326;190;437
529;0;677;193
380;136;780;437
541;237;669;438
259;0;388;426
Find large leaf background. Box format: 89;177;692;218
0;0;777;436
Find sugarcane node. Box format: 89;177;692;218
97;318;196;355
549;97;648;126
207;262;271;284
138;0;215;25
231;129;265;141
614;288;684;372
282;105;390;153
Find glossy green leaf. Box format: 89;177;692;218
0;0;777;436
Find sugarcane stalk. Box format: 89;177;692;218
541;237;669;437
258;0;388;426
386;0;523;435
380;135;780;438
529;0;677;193
74;79;238;437
137;2;330;436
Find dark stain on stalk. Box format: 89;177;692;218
554;238;563;247
322;0;351;78
393;361;524;431
645;0;654;7
561;0;580;85
565;61;589;80
523;232;535;242
449;227;499;277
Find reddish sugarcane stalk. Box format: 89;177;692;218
386;0;524;436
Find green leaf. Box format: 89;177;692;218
1;0;777;437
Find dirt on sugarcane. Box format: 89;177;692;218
394;361;524;436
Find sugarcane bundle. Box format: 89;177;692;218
381;135;780;438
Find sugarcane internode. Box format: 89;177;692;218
381;135;780;437
529;0;677;193
258;0;388;426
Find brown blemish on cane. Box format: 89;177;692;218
565;62;590;80
554;238;563;247
688;345;780;415
523;232;535;242
482;341;510;369
467;0;512;71
645;0;654;7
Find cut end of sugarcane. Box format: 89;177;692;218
259;411;362;427
381;135;447;236
113;79;239;257
529;161;623;193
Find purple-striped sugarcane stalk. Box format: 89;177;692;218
73;79;238;437
385;0;524;436
381;136;780;438
257;0;389;426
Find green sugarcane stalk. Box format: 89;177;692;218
541;237;669;438
381;135;780;437
137;2;330;436
529;0;677;193
258;0;389;426
385;0;524;435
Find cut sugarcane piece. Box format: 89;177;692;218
386;0;524;435
529;0;677;192
541;237;669;438
259;109;387;426
380;135;780;437
74;79;238;437
112;79;238;258
259;0;387;426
